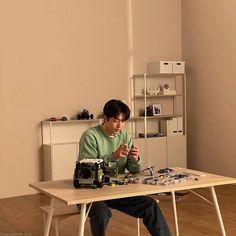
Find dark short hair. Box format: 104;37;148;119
103;99;130;121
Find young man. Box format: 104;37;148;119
79;99;172;236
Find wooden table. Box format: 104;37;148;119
29;167;236;236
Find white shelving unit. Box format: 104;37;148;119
41;72;187;180
129;73;187;169
41;119;101;180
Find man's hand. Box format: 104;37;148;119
112;143;139;161
129;145;139;161
112;143;129;159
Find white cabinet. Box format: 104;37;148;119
146;137;167;168
130;73;187;169
43;143;78;180
41;119;101;180
167;135;187;168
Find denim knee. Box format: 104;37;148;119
89;201;112;236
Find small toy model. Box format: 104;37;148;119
124;173;139;184
157;168;173;174
140;166;157;176
141;166;196;186
47;116;68;121
61;116;68;121
105;161;118;177
77;109;94;120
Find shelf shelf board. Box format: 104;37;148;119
132;73;185;78
146;73;185;77
42;119;101;125
43;141;80;145
134;94;183;98
130;115;181;120
146;115;180;119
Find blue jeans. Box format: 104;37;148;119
87;196;172;236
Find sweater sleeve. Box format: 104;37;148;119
78;132;98;160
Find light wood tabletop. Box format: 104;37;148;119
29;167;236;205
29;167;236;236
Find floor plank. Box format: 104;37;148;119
0;185;235;235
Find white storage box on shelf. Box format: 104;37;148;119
147;61;173;74
160;117;183;136
172;61;185;74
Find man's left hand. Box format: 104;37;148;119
129;145;139;161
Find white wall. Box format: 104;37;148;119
0;0;182;198
182;0;236;177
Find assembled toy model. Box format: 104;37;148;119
77;109;94;120
73;159;105;188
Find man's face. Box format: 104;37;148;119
104;113;126;136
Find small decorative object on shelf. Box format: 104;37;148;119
77;109;94;120
162;83;176;95
152;104;162;116
138;133;164;138
47;116;68;121
140;106;154;116
146;105;154;116
140;104;162;116
146;87;161;96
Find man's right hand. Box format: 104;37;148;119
112;143;129;159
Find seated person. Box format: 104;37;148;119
78;99;172;236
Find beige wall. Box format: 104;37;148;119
0;0;182;198
182;0;236;177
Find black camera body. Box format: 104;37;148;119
73;159;105;188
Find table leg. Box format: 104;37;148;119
44;198;55;236
210;186;226;236
171;191;179;236
78;203;87;236
189;190;213;205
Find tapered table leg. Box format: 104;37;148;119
171;191;179;236
210;186;226;236
44;198;55;236
78;203;87;236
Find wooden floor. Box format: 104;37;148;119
0;185;236;236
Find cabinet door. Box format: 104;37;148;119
167;135;187;168
147;137;167;169
51;143;78;180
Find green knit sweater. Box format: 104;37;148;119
78;125;141;174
